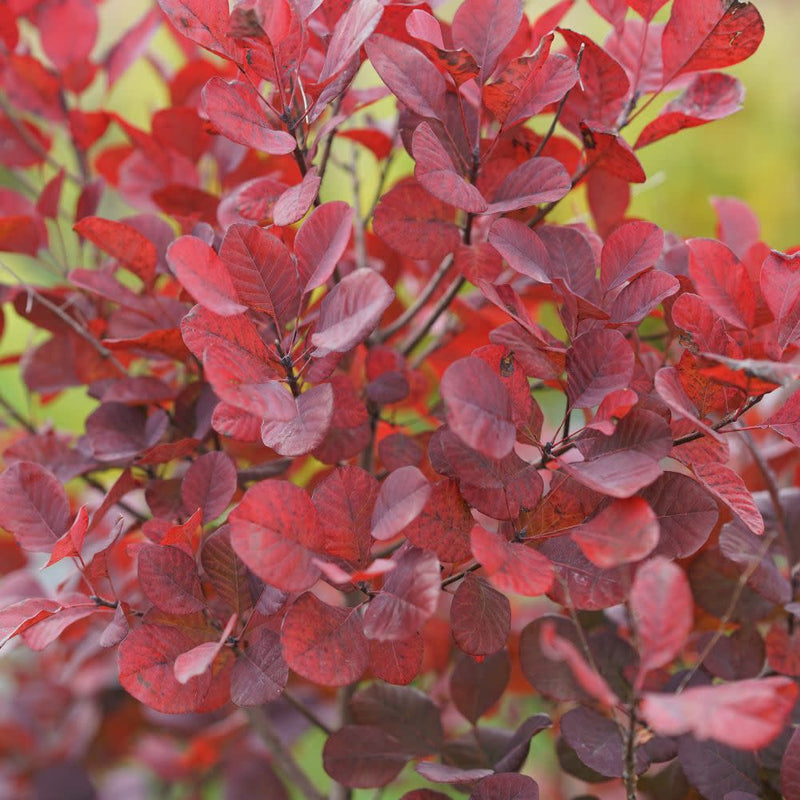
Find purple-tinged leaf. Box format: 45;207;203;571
600;220;664;291
231;626;288;706
323;725;408;788
0;462;69;552
566;329;634;409
371;466;430;542
486;157;570;214
781;727;800;800
450;650;510;723
138;544;205;615
760;250;800;350
470;774;539;800
311;268;394;355
261;383;334;457
181;451;237;521
693;461;765;536
296;201;353;293
273;167;321;226
452;0;523;81
319;0;383;83
451;574;510;656
489;218;552;284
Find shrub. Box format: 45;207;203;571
0;0;798;798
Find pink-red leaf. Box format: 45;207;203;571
370;634;424;685
0;462;69;552
486;157;571;214
693;461;765;536
167;236;246;316
201;78;296;155
311;268;394;355
296;201;353;293
231;626;288;706
229;480;322;592
566;329;635;409
441;357;516;460
572;497;659;568
45;505;89;567
760;250;800;350
451;574;510;656
181;451;237;521
470;525;554;597
39;0;97;69
763;390;800;447
363;547;441;640
273;167;321;226
157;0;232;56
261;383;334;457
281;592;369;686
661;0;764;83
371;466;430;542
600;220;664;291
641;677;797;749
452;0;522;81
74;217;157;282
630;556;693;684
489;218;552;284
138;544;205;615
319;0;383;83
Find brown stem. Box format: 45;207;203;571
399;274;466;357
623;704;638;800
283;689;334;736
247;707;326;800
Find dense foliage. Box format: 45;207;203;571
1;0;799;797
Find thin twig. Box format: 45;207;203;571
372;254;454;344
283;689;334;736
622;703;638;800
399;274;466;357
349;146;368;271
247;707;327;800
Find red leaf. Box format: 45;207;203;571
450;650;510;723
404;479;473;563
106;7;161;87
763;390;800;447
38;0;97;69
138;544;205;615
167;236;246;316
201;526;260;616
644;472;719;559
486;157;571;214
273;167;321;226
363;547;441;640
370;634;424;685
760;250;800;350
451;0;522;81
181;451;237;522
712;195;761;261
371;466;431;542
626;0;668;21
489;217;552;284
0;461;70;554
693;461;765;536
311;268;394;355
782;727;800;800
470;525;554;597
451;574;510;655
572;497;659;568
661;0;764;83
319;0;384;83
655;366;725;442
201;78;296;155
441;357;516;461
45;505;89;567
606;269;679;325
641;677;797;750
86;403;168;462
229;480;321;592
157;0;233;57
295;201;353;293
219;223;301;326
413;123;487;213
581;123;646;182
118;622;229;714
73;217;157;282
174;613;236;683
630;556;693;685
261;383;335;457
281;592;369;686
323;725;408;788
373;180;460;260
311;465;378;566
600;220;664;291
365;34;446;120
636;73;744;148
566;329;635;409
0;598;60;649
231;626;288;706
540;621;618;708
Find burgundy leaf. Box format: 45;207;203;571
231;626;288;706
566;329;634;409
229;480;321;592
693;461;765;536
451;574;510;656
489;217;552;284
470;774;539;800
311;268;394;355
486;157;571;214
174;614;236;683
201;526;258;615
86;403;168;462
181;451;237;521
404;479;473;563
450;650;510;723
631;557;693;685
138;544;205;615
782;727;800;800
281;592;369;686
451;0;522;81
441;357;516;460
370;634;424;685
323;725;408;788
0;462;69;552
642;677;797;749
572;497;659;568
363;547;441;640
201;78;296;155
413;123;487;213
